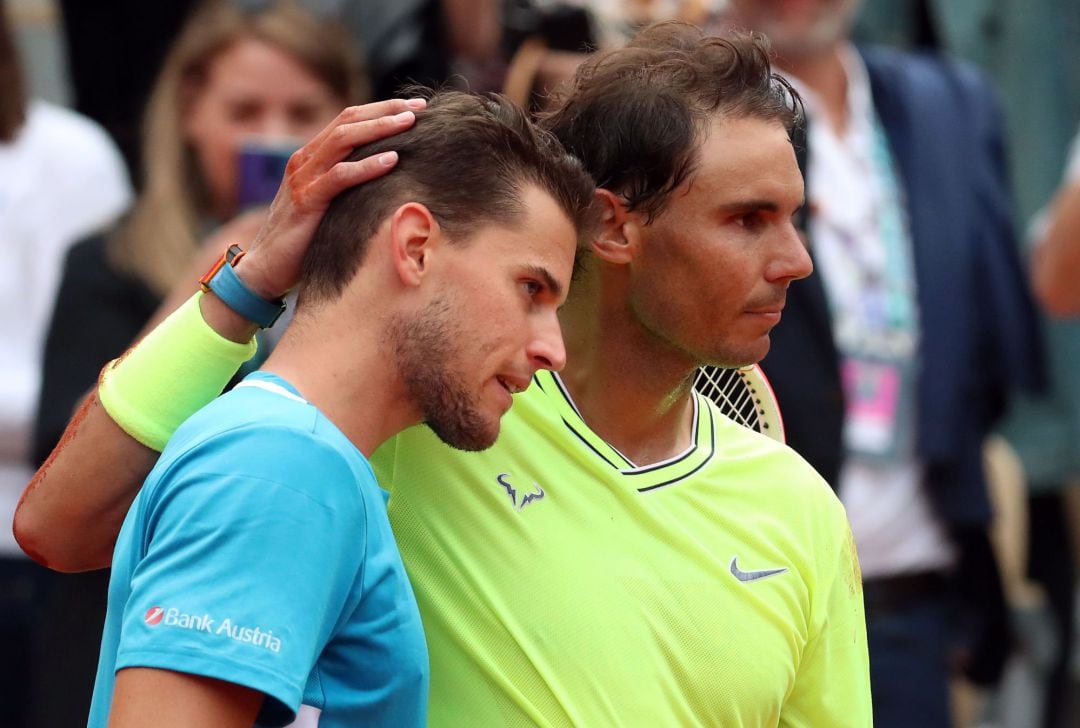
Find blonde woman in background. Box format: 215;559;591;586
25;2;366;725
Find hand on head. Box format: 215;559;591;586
235;98;428;300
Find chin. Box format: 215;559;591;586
426;416;501;452
703;337;771;369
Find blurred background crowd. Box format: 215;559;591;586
3;0;1080;726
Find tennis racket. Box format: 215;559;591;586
693;364;785;443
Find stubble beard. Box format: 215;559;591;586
388;297;498;452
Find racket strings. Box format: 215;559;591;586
694;367;764;432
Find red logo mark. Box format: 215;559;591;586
144;606;164;625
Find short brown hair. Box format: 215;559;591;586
300;89;598;302
541;22;801;221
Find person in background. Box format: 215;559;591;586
726;1;1044;726
851;5;1080;721
857;4;1080;725
1031;127;1080;317
0;1;132;726
26;1;364;724
58;0;505;181
34;0;364;484
1017;124;1080;728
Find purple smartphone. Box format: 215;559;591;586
237;138;300;210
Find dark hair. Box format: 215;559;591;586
0;0;27;142
301;89;598;301
540;22;802;221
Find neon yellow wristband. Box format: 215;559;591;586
98;291;257;451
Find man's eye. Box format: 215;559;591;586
736;213;763;230
522;280;542;297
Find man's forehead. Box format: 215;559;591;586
692;117;800;183
480;190;578;268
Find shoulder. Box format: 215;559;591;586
158;386;374;514
860;45;998;112
710;410;844;519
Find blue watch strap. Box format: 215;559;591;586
200;246;287;328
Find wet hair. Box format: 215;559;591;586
300;89;599;302
541;21;802;221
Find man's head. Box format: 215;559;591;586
541;22;801;223
541;23;812;368
301;91;597;302
727;0;862;62
298;91;597;451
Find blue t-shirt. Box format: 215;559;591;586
88;372;428;727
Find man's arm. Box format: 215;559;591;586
13;99;426;572
1031;179;1080;317
108;669;263;728
98;425;370;726
779;498;871;727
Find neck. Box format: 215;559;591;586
261;298;418;457
780;44;850;136
557;262;697;465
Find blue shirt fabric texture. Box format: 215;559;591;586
87;371;428;727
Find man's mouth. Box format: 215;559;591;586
496;375;529;394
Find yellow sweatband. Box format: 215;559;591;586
98;291;257;451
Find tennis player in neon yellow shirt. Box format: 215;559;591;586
16;24;871;728
377;369;867;726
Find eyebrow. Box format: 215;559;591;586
524;265;563;299
716;198;806;214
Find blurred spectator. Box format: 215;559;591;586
726;1;1044;726
1011;124;1080;728
0;1;132;726
501;0;728;112
59;0;503;183
342;0;503;97
854;5;1080;727
854;0;1080;226
26;1;364;724
1031;128;1080;318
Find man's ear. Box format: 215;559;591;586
591;188;641;265
389;202;441;286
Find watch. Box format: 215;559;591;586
198;244;287;328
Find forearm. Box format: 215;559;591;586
1031;181;1080;317
14;293;255;571
15;393;158;571
12;99;424;571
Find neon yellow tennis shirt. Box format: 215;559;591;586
373;370;871;727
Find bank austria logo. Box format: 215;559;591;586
142;604;282;653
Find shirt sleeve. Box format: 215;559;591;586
114;425;368;723
780;497;872;727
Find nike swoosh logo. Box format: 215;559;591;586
730;556;788;582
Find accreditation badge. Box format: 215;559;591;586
840;353;915;461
